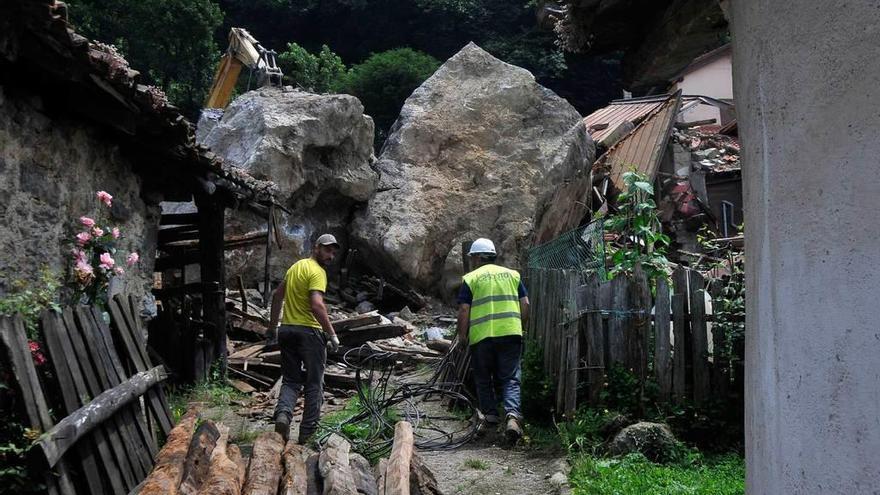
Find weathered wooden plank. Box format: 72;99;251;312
319;434;358;495
653;277;672;401
631;266;652;412
280;443;311;495
108;296;174;435
385;422;414;495
337;324;407;346
583;275;605;405
139;409;198;495
60;308;129;495
178;420;223;495
689;270;711;403
196;425;244;495
0;316;77;495
74;307;146;483
242;432;285;495
671;268;688;404
562;270;580;416
331;313;383;332
607;275;629;366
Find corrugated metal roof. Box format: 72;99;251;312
595;92;682;191
584;99;665;144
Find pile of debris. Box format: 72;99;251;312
671;127;740;174
139;411;441;495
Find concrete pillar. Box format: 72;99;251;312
731;2;880;493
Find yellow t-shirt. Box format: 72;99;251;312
280;258;327;328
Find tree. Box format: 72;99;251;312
278;43;347;93
67;0;223;118
337;48;440;146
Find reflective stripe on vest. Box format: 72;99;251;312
462;264;522;345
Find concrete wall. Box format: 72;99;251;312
0;85;158;301
731;2;880;493
676;52;733;124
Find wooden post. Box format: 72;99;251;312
196;194;227;377
654;277;672;402
607;275;628;366
631;266;651;403
583;275;605;405
671;268;688;404
689;270;711;403
559;270;580;416
263;203;275;308
385;422;414;495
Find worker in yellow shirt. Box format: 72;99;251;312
267;233;341;443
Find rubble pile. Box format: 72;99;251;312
671;128;740;174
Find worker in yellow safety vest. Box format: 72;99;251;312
456;238;530;442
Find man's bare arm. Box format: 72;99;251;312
519;296;530;324
309;291;336;337
456;303;470;343
267;280;286;340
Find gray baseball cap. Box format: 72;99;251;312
315;233;340;248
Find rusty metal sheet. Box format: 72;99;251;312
584;99;665;144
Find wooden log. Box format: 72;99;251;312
178;420;222;495
306;453;322;495
349;453;378;495
375;459;388;495
337;324;407;346
331;313;382;332
280;443;311;495
319;434;359;495
228;444;248;486
34;365;168;469
425;339;452;353
139;409;200;495
384;421;414;495
671;269;688;404
409;454;441;495
242;432;285;495
0;316;77;495
689;270;711;403
197;425;244;495
654;277;672;402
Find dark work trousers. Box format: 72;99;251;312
273;324;327;441
469;335;523;420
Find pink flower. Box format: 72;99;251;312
92;227;104;237
29;341;46;367
111;227;121;239
72;249;87;263
76;232;92;246
80;216;96;228
127;252;139;266
74;260;94;285
96;191;113;207
99;252;115;269
114;267;125;275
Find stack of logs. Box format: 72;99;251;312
138;411;440;495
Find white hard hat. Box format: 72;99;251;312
468;238;496;256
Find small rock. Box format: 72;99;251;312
398;306;415;321
608;422;679;463
549;472;568;488
356;291;371;303
356;301;376;314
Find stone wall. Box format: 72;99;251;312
0;85;159;301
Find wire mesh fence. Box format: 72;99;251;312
527;219;606;277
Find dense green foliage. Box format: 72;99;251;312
0;269;61;340
278;43;347;93
338;49;440;144
68;0;223;117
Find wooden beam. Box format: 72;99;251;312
196;195;227;376
318;434;359;495
139;410;199;495
384;422;414;495
178;419;222;495
161;213;200;226
331;313;382;332
337;324;407;347
280;443;311;495
242;432;285;495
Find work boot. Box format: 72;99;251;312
297;430;314;446
474;412;499;438
274;413;291;442
504;414;523;444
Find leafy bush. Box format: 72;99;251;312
520;339;556;423
278;43;347;93
337;48;440;146
0;269;61;340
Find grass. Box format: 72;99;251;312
568;452;744;495
167;380;246;423
463;458;490;470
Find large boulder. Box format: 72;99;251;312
197;88;378;285
607;422;679;463
351;43;594;296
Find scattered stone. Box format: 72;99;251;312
398;306;415;321
608;422;679;463
356;301;376;314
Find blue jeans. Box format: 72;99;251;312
274;325;326;441
470;335;522;419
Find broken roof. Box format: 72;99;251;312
0;0;276;204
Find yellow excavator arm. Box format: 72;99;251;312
204;28;283;109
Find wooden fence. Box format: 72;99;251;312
525;266;743;417
0;294;173;495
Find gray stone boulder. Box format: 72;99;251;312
197;88;378;285
351;43;594;296
607;422;679;462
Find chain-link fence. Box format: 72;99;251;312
527;219;606;277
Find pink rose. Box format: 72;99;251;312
114;267;125;275
76;232;92;246
74;260;94;285
99;252;115;269
92;227;104;237
127;252;139;266
80;216;96;228
96;191;113;207
112;227;121;239
72;249;86;263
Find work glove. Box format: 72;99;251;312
326;334;340;354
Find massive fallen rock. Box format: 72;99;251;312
352;43;594;296
197;88;378;285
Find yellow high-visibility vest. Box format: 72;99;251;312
463;264;523;345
